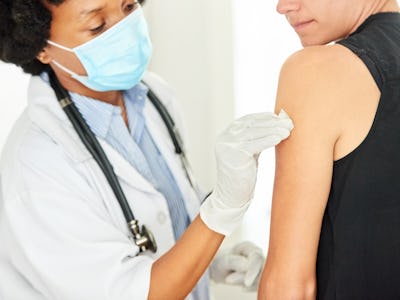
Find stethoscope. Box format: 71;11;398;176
47;68;200;254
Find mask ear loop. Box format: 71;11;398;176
47;40;84;78
47;40;74;52
50;60;79;77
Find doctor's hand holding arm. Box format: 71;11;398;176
150;111;293;299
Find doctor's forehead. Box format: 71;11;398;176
45;0;147;21
45;0;107;16
46;0;145;17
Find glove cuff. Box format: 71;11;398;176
199;193;251;236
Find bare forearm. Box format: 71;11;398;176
148;215;224;300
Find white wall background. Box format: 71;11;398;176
143;0;235;192
0;1;300;299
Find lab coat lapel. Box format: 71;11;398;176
98;139;158;195
28;76;158;196
143;99;201;221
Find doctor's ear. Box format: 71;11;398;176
36;49;52;65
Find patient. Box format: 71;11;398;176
258;0;400;299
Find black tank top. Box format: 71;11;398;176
317;13;400;300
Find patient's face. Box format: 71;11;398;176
276;0;375;46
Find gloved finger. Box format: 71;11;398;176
237;110;291;122
245;110;292;124
225;272;246;285
225;117;293;138
235;112;282;123
225;124;292;143
224;111;292;133
274;118;294;131
239;133;291;154
217;254;249;272
238;115;293;129
244;253;264;287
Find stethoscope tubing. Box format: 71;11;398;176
48;69;136;223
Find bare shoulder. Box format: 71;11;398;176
284;43;356;67
276;43;380;159
278;44;369;106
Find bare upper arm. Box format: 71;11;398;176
259;44;380;298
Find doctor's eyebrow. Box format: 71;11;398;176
79;6;105;20
78;0;140;20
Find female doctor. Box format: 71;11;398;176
0;0;293;299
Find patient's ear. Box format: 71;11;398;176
36;48;52;64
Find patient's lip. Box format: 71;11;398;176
291;19;314;32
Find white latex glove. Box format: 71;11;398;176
210;241;265;291
200;110;293;235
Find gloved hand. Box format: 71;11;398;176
210;241;265;291
200;110;293;235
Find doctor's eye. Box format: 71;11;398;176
125;0;140;13
89;22;106;34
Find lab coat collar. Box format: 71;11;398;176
27;76;158;195
98;139;157;193
28;76;69;122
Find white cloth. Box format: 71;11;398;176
0;72;205;300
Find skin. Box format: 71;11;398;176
37;1;225;299
258;0;399;299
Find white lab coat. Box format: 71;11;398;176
0;73;205;300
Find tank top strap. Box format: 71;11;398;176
337;40;384;91
337;12;400;92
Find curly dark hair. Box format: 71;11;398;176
0;0;146;75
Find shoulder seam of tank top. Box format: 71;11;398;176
333;40;385;165
337;40;384;91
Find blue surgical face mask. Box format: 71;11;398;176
47;7;152;92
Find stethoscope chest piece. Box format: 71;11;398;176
129;220;157;253
140;225;157;253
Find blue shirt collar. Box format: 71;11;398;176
39;72;150;140
70;83;149;139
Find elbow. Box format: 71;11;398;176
258;278;316;300
293;282;316;300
